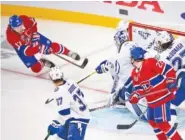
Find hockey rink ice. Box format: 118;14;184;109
1;16;185;140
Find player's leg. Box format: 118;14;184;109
171;69;185;106
147;106;167;140
14;45;45;73
67;122;88;140
30;59;55;73
37;33;80;60
154;102;182;140
56;123;68;140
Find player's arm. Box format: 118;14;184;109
129;70;145;104
6;27;40;57
150;58;177;92
55;89;71;123
149;58;176;79
47;89;71;136
20;15;37;32
9;37;40;56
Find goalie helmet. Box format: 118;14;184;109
114;30;129;53
155;31;174;53
49;66;64;81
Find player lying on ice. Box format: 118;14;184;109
46;67;90;140
128;46;182;140
6;15;81;73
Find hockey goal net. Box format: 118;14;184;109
127;21;185;47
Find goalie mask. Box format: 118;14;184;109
154;31;174;53
114;30;129;53
49;66;64;81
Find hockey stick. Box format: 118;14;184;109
117;109;147;129
116;88;169;129
89;100;129;112
89;88;169;112
45;71;97;104
77;71;96;84
55;54;88;69
117;117;178;130
44;132;50;140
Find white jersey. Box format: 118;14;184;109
107;41;139;93
146;37;185;71
53;80;90;124
160;38;185;71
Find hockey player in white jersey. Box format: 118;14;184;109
95;29;148;121
47;67;90;140
148;31;185;107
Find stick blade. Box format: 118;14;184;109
117;120;137;130
117;124;132;129
80;58;88;68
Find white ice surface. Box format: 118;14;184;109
1;16;185;140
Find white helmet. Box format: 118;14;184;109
49;66;64;81
157;31;174;46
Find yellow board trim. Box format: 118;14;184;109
1;4;121;28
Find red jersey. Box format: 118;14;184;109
6;15;39;56
131;58;176;108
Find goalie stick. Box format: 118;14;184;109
55;54;88;69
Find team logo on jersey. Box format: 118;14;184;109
134;73;140;82
140;80;152;92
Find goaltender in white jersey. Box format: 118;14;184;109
47;67;90;140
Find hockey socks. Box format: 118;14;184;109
157;122;182;140
154;128;168;140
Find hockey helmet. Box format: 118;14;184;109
130;47;146;61
114;30;129;52
156;31;174;50
9;15;23;28
49;66;64;81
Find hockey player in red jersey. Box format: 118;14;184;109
6;15;81;73
129;47;182;140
